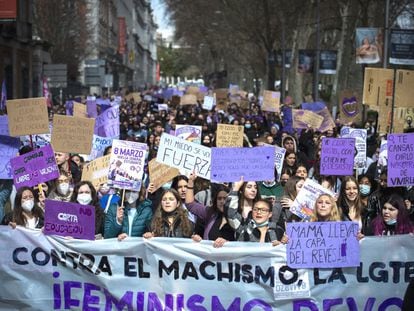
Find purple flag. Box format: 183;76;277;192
65;100;73;116
10;145;59;189
96;98;111;106
281;106;294;134
94;105;120;138
86;100;98;118
211;146;275;182
302;101;326;111
0;115;9;136
44;199;95;240
0;80;6;110
320;137;355;176
286;221;360;268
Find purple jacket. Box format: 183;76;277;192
186;201;217;240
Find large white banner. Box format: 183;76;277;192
0;227;412;310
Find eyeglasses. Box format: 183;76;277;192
252;207;270;213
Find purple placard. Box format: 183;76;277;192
210;147;275;182
94;104;120;138
65;100;73;116
286;221;360;268
96;98;111;106
44;199;95;240
320;137;355;176
0;135;20;179
387;133;414;187
0;115;9;136
86;100;98;118
10;145;59;189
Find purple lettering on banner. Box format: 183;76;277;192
94;105;120;138
387;133;414;187
0;135;21;179
0;115;9;136
210;147;275;182
320;137;355;176
44;199;95;240
293;299;318;311
86;100;98;118
286;221;360;268
11;145;59;189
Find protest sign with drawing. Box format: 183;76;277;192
175;125;202;145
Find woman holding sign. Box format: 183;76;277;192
70;181;105;236
143;189;193;238
1;186;44;229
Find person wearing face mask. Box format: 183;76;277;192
1;187;44;229
48;171;73;202
358;175;374;208
104;184;154;240
70;181;104;236
363;194;413;236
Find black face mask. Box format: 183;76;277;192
281;181;287;187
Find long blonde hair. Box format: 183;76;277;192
311;194;342;222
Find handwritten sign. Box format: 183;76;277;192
73;102;88;118
320;138;355;176
180;94;197;105
10;145;59;189
315;107;336;133
108;140;147;190
0;135;21;179
262;90;280;112
340;127;367;169
175;125;202;144
210;147;275;182
44;199;95;240
287;222;360;268
203;96;215;110
82;155;111;189
290;179;336;221
157;133;211;180
7;97;49;136
148;159;180;191
94;104;120;138
292;109;324;129
51;115;95;154
216;124;244;147
214;89;228;101
387;133;414;187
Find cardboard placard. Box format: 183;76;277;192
387;133;414;187
287;222;360;268
292;109;324;129
82;155;111;189
362;67;393;108
108;140;147;190
214;89;228;101
316;107;336;133
73;102;88;118
393;107;414;133
210;147;275;182
44;200;95;240
7;97;49;136
216;124;244;147
180;94;197;105
262;90;280;112
51;115;95;154
339;89;362;124
156;133;211;180
186;86;199;95
395;69;414;108
148;159;180;192
11;145;59;189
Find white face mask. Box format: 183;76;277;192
126;192;139;204
57;183;70;195
77;193;92;205
22;200;34;212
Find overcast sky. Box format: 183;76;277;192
151;0;174;38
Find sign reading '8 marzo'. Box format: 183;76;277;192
0;227;412;310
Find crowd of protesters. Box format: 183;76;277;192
1;88;413;248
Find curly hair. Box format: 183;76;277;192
311;194;342;222
151;189;193;237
